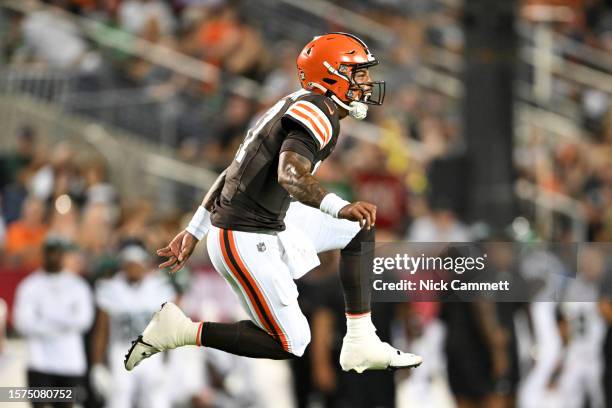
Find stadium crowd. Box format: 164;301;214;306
0;0;611;408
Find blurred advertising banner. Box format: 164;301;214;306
363;242;611;303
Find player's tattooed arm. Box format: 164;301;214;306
278;151;328;208
201;169;227;211
279;151;377;228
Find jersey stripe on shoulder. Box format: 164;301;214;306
294;101;333;139
285;107;327;148
285;100;333;149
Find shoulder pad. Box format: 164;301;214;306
283;94;337;149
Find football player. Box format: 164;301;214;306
92;245;176;408
125;32;422;373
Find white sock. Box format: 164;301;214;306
180;320;202;346
163;312;201;347
150;303;202;348
345;312;376;339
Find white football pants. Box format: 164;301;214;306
206;201;361;356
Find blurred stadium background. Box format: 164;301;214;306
0;0;611;407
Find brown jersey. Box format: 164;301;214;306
211;89;341;232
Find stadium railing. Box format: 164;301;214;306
0;0;399;150
0;94;218;211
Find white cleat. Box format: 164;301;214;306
340;334;423;373
124;302;200;371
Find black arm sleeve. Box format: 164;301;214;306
280;127;318;164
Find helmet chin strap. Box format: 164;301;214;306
309;82;369;121
331;96;368;120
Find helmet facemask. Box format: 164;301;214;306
342;61;386;105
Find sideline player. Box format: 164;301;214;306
92;245;176;408
125;32;423;373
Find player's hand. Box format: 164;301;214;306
337;201;377;230
156;230;198;274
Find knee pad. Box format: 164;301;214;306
288;314;311;357
341;226;375;256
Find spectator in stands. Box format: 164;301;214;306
260;41;301;105
1;166;32;226
118;0;175;42
21;1;98;70
78;201;115;257
13;236;94;407
205;92;255;168
48;204;79;243
187;3;242;68
115;200;153;245
408;198;470;242
82;160;118;207
0;125;36;190
1;125;38;225
30;142;82;203
4;196;47;269
347;144;409;236
145;211;182;259
222;12;268;81
0;7;25;64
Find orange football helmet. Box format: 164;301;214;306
296;32;385;107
